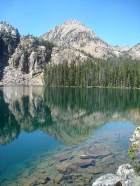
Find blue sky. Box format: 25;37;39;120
0;0;140;46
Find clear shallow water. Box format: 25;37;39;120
0;87;139;186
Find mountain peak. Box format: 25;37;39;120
40;19;97;50
62;19;84;26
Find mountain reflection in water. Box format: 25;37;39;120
0;87;140;146
0;86;140;186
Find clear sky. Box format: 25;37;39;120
0;0;140;46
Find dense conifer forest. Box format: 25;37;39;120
44;59;140;88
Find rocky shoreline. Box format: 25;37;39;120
92;127;140;186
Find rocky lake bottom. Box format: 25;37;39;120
0;121;136;186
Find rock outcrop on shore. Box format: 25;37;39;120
130;126;140;146
92;160;140;185
92;173;121;186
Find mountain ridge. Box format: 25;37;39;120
0;19;140;85
40;19;132;59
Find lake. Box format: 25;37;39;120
0;86;139;186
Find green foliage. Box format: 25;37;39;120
23;35;55;51
128;143;140;172
44;58;140;88
38;39;55;50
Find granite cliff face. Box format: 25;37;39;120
50;47;93;65
9;36;51;75
0;20;140;85
0;22;52;85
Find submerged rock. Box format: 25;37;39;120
100;155;115;165
87;147;110;158
88;166;103;174
71;159;95;168
80;155;90;159
54;153;74;162
23;177;38;186
55;174;63;184
55;159;94;175
34;172;50;183
55;162;71;174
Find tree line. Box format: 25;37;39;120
44;59;140;88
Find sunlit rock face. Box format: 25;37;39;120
122;43;140;60
0;23;51;85
1;35;51;85
50;47;93;65
9;36;51;75
40;19;136;62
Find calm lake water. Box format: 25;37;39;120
0;86;140;186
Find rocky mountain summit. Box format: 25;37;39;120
0;20;140;85
40;19;133;61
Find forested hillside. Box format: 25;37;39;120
44;59;140;88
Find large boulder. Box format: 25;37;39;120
92;163;140;186
92;173;122;186
117;163;140;186
117;164;135;186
